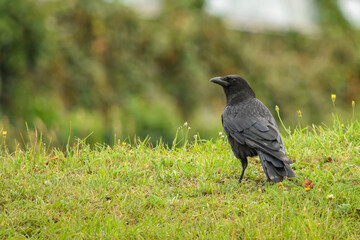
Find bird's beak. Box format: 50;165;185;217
209;77;229;87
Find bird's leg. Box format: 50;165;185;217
238;158;248;183
238;169;245;183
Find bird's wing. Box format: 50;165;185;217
222;116;292;164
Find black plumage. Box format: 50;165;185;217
210;75;295;183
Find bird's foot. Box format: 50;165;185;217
256;179;271;186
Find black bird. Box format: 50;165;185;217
210;75;295;184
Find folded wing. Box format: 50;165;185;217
223;116;292;164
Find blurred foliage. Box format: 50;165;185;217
0;0;360;149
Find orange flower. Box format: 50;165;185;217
302;179;314;189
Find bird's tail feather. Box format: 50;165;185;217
258;151;295;183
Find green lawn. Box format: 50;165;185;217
0;119;359;239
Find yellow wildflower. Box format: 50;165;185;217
331;94;336;103
297;110;302;118
275;105;279;113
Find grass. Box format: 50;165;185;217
0;117;359;239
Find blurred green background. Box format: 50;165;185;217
0;0;359;148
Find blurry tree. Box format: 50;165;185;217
0;0;45;119
0;0;359;149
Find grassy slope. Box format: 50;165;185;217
0;119;359;239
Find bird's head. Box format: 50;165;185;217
210;75;256;104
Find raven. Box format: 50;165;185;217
210;75;295;184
